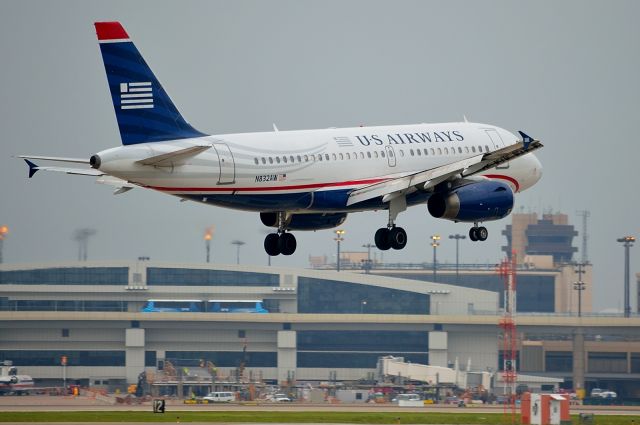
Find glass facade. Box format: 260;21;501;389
145;350;157;367
297;331;428;368
147;268;279;286
2;300;126;312
297;278;430;314
381;273;555;313
165;351;277;367
298;352;428;368
588;352;627;373
0;268;128;285
545;351;573;372
0;350;125;366
631;353;640;373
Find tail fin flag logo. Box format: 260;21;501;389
120;82;153;109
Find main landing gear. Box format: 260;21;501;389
264;212;297;256
469;224;488;242
374;226;408;251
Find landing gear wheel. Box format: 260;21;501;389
264;233;280;256
278;232;297;256
469;227;478;242
375;228;391;250
477;226;488;241
389;227;408;250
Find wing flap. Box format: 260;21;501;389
347;137;543;206
136;145;210;166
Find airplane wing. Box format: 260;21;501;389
347;132;542;206
135;145;210;166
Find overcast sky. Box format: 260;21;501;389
1;1;638;311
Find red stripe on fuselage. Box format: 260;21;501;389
484;174;520;192
147;178;388;193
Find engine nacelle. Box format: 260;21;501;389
260;212;347;231
427;180;514;222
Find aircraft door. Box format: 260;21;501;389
212;143;236;184
385;145;397;167
485;129;504;150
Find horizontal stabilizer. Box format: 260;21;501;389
18;155;89;164
23;159;103;178
136;145;210;166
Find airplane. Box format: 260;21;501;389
0;364;34;395
20;22;543;257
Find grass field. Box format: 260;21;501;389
0;411;637;424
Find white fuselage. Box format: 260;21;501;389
95;121;542;213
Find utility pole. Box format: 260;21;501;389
431;235;440;282
573;262;586;317
334;230;345;272
449;234;466;284
617;236;635;318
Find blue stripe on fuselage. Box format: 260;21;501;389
179;189;431;212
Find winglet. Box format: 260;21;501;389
518;131;533;150
24;159;39;178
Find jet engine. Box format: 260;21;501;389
427;180;514;222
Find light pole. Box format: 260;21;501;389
334;230;345;272
204;228;213;263
431;235;440;282
449;234;466;284
0;225;8;264
362;243;375;273
617;236;635;318
231;240;245;265
573;262;587;317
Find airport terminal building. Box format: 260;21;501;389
1;261;639;396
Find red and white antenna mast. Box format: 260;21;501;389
498;250;518;423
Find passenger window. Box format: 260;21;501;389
318;154;323;161
437;148;442;155
261;158;266;164
485;145;490;152
458;147;462;154
444;147;449;154
332;153;337;160
254;158;258;165
478;145;483;152
325;154;330;161
388;150;394;157
283;156;287;163
346;153;350;160
424;148;428;155
367;151;372;158
276;157;281;163
374;151;379;158
297;155;302;162
381;151;386;158
465;147;469;153
399;150;405;157
303;155;308;162
268;157;273;164
472;146;476;153
416;149;421;156
359;152;365;159
410;149;414;156
339;153;344;160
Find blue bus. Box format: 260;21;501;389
207;300;268;313
141;299;202;312
141;299;268;313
